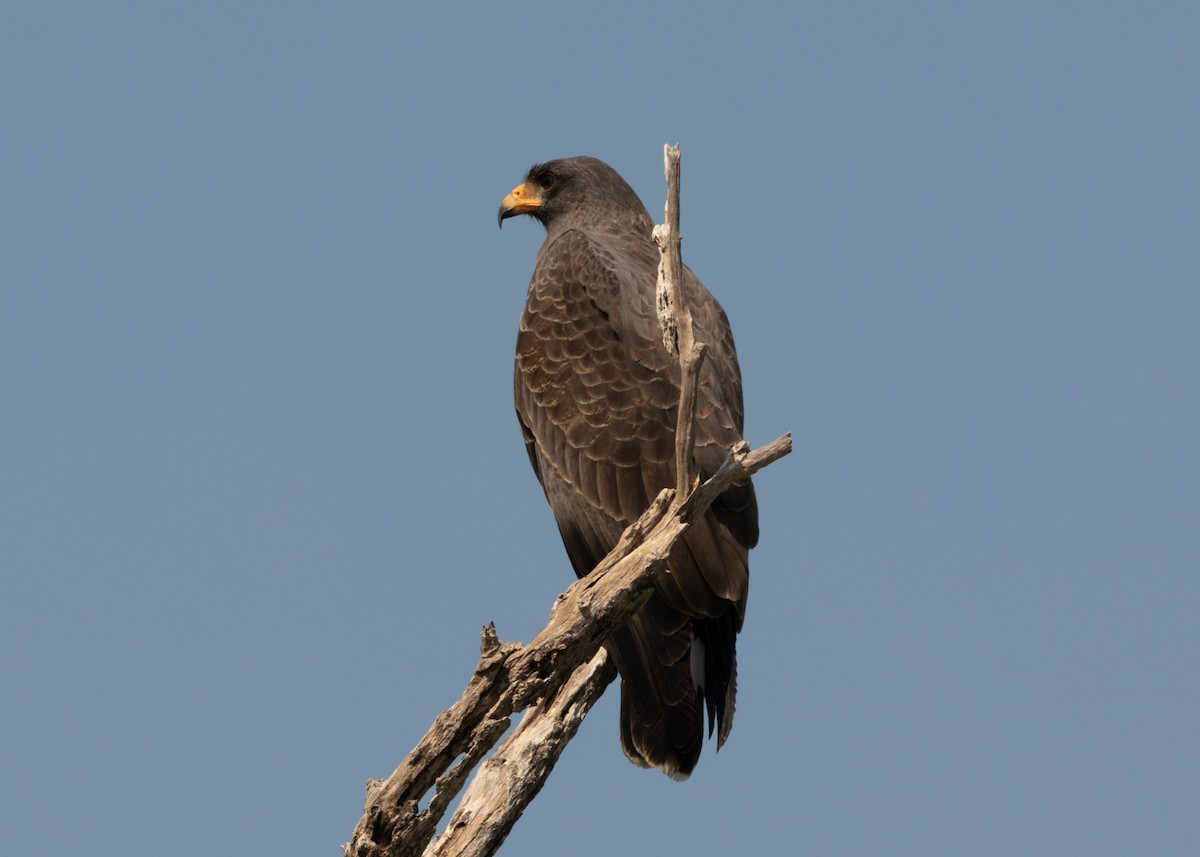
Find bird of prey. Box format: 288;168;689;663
498;156;758;779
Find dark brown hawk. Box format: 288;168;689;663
498;156;758;779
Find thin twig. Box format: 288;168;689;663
653;144;705;499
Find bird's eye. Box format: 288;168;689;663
539;172;556;189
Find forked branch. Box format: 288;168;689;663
344;147;791;857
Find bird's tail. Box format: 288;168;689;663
607;605;737;780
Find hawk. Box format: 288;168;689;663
499;156;758;779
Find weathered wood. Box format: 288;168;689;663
653;144;705;499
654;145;690;356
424;649;618;857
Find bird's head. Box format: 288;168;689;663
497;161;570;228
497;156;649;232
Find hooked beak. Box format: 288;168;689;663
497;182;543;228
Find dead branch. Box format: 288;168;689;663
653;144;706;498
424;649;617;857
344;146;791;857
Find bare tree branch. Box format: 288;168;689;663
424;649;618;857
653;144;706;499
344;146;792;857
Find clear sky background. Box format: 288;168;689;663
3;3;1197;855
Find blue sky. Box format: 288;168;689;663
2;3;1197;855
